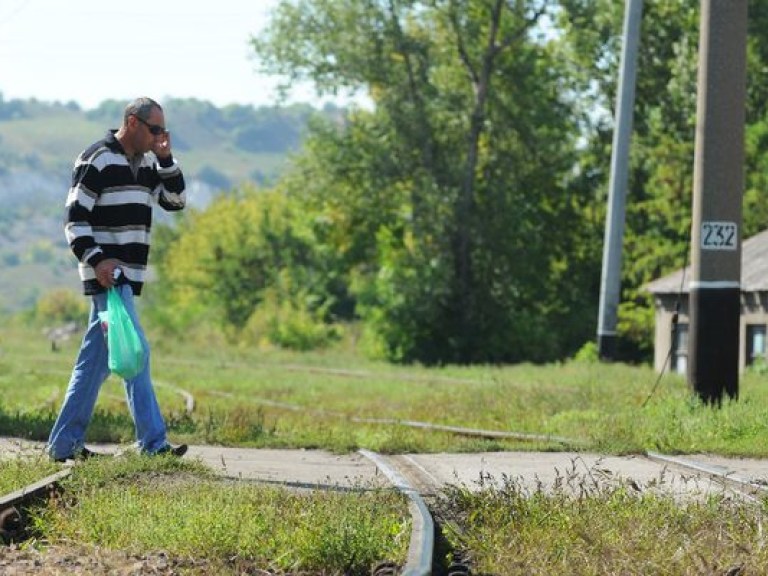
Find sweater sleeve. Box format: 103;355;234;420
64;154;105;269
155;154;186;211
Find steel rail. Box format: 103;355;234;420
155;380;196;415
0;468;71;542
209;391;584;446
359;449;434;576
645;451;768;502
160;356;483;386
0;469;71;513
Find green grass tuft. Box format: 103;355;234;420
30;455;409;575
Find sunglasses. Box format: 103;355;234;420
133;115;167;136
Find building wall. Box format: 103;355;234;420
653;295;688;374
653;291;768;374
741;292;768;369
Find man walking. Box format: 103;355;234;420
47;97;188;462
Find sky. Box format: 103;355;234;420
0;0;344;110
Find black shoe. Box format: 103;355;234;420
153;444;188;457
53;446;106;463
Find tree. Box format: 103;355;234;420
253;0;595;363
152;186;338;346
558;0;768;360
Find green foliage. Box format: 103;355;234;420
33;288;88;325
1;251;19;266
746;357;768;376
354;225;453;363
0;93;82;120
16;1;768;365
23;240;57;265
81;98;318;155
256;0;596;364
559;0;768;361
572;341;599;363
616;292;655;361
744;117;768;237
242;284;342;351
153;186;340;349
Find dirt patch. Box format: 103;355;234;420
0;544;347;575
0;545;218;575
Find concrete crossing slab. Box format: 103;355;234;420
188;445;386;489
1;437;765;500
0;438;386;490
394;451;746;500
678;453;768;485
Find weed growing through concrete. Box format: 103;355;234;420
435;460;768;575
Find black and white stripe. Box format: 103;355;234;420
65;130;186;295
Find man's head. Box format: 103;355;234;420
117;97;167;157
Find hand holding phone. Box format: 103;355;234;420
154;131;172;159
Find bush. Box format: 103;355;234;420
34;289;88;325
573;341;599;363
242;287;341;351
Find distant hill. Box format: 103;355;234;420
0;95;343;186
0;95;341;313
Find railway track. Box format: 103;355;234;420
209;391;583;447
0;450;433;575
0;468;71;544
4;375;768;573
3;441;767;575
360;450;434;576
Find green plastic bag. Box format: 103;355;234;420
104;287;146;379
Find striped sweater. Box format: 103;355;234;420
65;130;186;295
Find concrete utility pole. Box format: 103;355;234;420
597;0;643;361
689;0;747;404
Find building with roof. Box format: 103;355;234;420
645;228;768;374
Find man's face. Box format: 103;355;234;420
131;108;167;154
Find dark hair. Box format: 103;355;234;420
123;97;162;124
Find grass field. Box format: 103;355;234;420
3;321;768;456
4;320;768;573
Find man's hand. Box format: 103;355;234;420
94;259;121;288
153;131;173;160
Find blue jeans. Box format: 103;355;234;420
47;285;169;458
